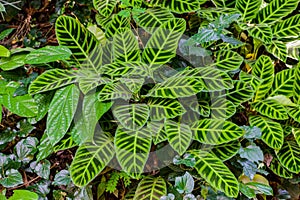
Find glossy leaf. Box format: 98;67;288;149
293;65;300;104
235;0;262;22
272;14;300;38
93;0;117;17
146;0;200;13
276;141;300;173
210;140;241;161
269;158;293;179
248;25;273;43
221;81;254;106
105;15;130;38
210;50;243;71
269;68;295;97
211;98;236;119
252;99;288;120
133;176;167;200
267;41;287;62
0;54;26;71
98;81;132;101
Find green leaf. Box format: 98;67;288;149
239;71;262;91
148;121;167;145
133;176;166;200
29;69;78;95
0;54;26;71
55;16;99;66
252;99;288;120
272;14;300;38
53;170;71;186
248;25;273;43
135;8;174;33
15;137;38;163
142;18;186;70
46;85;79;146
147;98;185;121
249;115;283;149
93;0;117;17
198;100;211;117
190;28;220;44
210;140;241;161
211;98;236;119
112;104;149;130
36;133;54;161
115;126;152;178
34;92;54;121
113;29;141;62
120;77;144;93
87;24;106;43
9;190;38;200
0;169;23;188
269;68;295;97
188;150;239;198
191;119;244;145
210;50;244;71
235;0;262;22
239;183;256;199
266;41;287;62
146;77;203;98
293;65;300;104
105;15;130;38
30;160;51;179
252;55;274;101
0;28;14;40
269;158;293;179
256;0;299;24
54;136;77;152
288;106;300;124
98;81;133;101
180;67;233;91
245;182;273;196
293;128;300;147
146;0;200;13
175;172;194;194
239;144;264;163
25;46;72;64
212;0;236;7
0;45;10;57
165;120;192;156
70;133;115;187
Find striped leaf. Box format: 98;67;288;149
55;16;99;66
115;127;152;178
113;29;141;62
269;158;293;179
54;136;77;152
29;69;78;95
198;100;211;117
147;98;185;121
146;0;200;13
248;25;273;43
77;70;105;95
292;128;300;147
221;81;255;106
165;120;192;156
70;134;115;187
235;0;262;22
272;14;300;38
112;104;149;131
148;121;167;144
276;141;300;173
212;0;236;7
252;55;274;101
93;0;117;17
189;150;239;197
128;0;143;7
239;71;262;91
98;82;132;101
293;65;300;104
210;50;244;71
252;99;288;120
249;115;283;149
180;67;233;91
133;176;166;200
211;140;240;161
267;41;287;62
95;14;112;29
120;78;144;93
287;106;300;123
191;119;244;145
105;15;130;38
135;8;174;33
211;98;236;119
269;68;295;97
256;0;299;24
102;41;114;65
142;18;186;70
146;77;203;99
100;62;150;79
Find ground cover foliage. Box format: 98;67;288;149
0;0;300;199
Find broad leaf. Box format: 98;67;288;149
249;115;283;149
293;65;300;104
105;15;130;38
0;54;26;71
269;158;293;179
210;140;241;161
115;127;152;178
272;14;300;38
191;119;244;145
276;141;300;173
112;104;150;130
29;69;78;95
148;121;167;145
70;133;115;187
267;41;287;62
93;0;117;17
211;98;236;119
142;18;186;70
269;68;295;97
98;82;132;101
292;128;300;147
147;98;185;121
235;0;262;22
252;55;274;101
252;99;288;120
256;0;299;24
46;85;79;146
146;0;200;13
239;71;262;91
55;16;99;66
135;8;174;33
210;50;243;71
133;176;167;200
189;150;239;197
248;25;273;43
212;0;236;7
287;106;300;123
165;120;192;156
